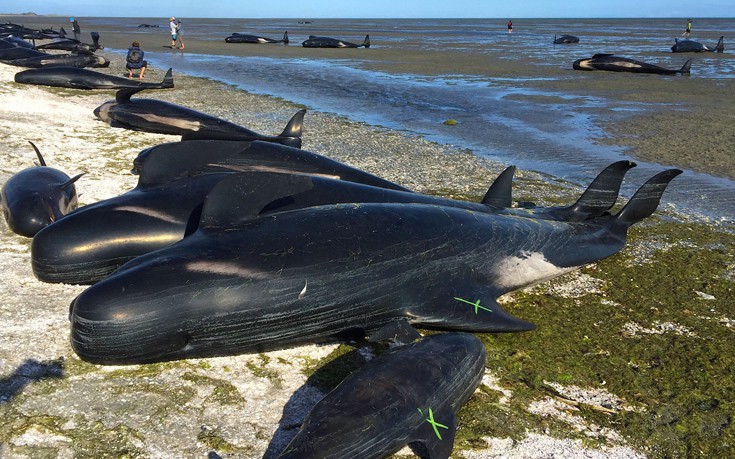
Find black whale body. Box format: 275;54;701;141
31;140;410;285
671;36;724;53
15;67;174;90
573;54;692;75
554;34;579;44
68;168;680;364
94;88;305;147
225;31;288;44
2;50;109;68
302;34;370;48
277;333;486;459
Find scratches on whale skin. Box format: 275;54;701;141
111;205;182;223
134;113;202;131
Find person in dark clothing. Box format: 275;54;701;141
70;17;81;41
125;41;148;79
507;20;513;34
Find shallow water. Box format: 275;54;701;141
78;17;735;222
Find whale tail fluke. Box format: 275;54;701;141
28;140;46;166
680;59;692;74
715;36;724;53
362;34;370;48
481;166;516;208
90;31;102;50
610;169;682;233
564;160;637;219
278;108;306;148
62;173;85;190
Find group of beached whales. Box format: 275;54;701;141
556;31;725;75
2;54;684;459
0;23;109;69
225;30;371;48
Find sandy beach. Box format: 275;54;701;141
1;16;734;459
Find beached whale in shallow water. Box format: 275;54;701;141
1;142;83;237
225;31;289;44
302;34;370;48
554;34;579;44
68;168;679;364
93;88;305;147
276;332;485;459
671;36;724;53
573;54;691;75
15;67;174;90
31;140;409;284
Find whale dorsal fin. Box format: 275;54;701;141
278;108;306;148
481;165;516;207
115;87;146;103
160;68;174;88
199;172;315;230
409;407;457;459
592;53;614;58
28;140;46;166
610;169;682;234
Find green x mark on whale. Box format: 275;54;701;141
454;297;493;314
418;407;449;440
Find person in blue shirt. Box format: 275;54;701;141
125;41;147;79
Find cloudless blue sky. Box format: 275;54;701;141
2;1;733;18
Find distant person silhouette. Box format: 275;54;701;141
507;20;513;34
175;19;185;50
70;17;80;41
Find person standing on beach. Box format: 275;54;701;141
70;17;80;41
175;19;185;50
169;17;179;48
507;20;513;34
683;19;692;37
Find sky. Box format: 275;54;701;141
1;0;734;19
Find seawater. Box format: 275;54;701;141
97;17;734;223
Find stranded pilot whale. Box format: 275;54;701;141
32;156;633;284
302;34;370;48
31;139;410;285
68;168;679;364
1;142;83;237
276;333;485;459
554;34;579;44
573;54;692;75
1;49;109;69
225;31;289;44
15;67;174;90
94;88;305;148
671;36;724;53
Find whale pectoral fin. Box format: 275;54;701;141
481;165;515;208
410;408;456;459
444;295;535;333
199;172;316;230
367;319;422;344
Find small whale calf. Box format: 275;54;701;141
1;142;83;237
573;54;692;75
277;333;486;459
94;88;305;147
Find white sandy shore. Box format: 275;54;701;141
1;60;646;458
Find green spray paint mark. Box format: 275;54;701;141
454;297;492;314
419;407;449;440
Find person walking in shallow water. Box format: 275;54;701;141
683;19;692;37
507;20;513;34
169;17;179;48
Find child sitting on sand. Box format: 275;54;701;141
125;41;147;79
